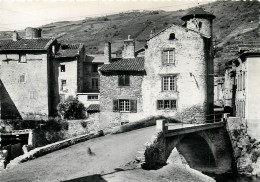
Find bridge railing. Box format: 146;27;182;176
156;113;230;133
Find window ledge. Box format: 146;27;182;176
119;111;130;113
162;64;176;66
118;86;130;88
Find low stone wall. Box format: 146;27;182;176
226;117;260;177
6;130;104;169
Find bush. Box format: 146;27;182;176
57;96;87;120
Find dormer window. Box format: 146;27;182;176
169;33;175;40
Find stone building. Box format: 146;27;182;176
224;49;260;140
53;43;85;103
99;7;215;128
0;28;58;119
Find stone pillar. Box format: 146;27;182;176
28;130;34;146
156;119;167;133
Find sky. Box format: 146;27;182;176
0;0;213;31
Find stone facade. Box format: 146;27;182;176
0;45;57;119
142;24;214;123
99;8;215;127
99;72;144;129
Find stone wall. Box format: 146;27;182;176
0;52;50;119
226;117;260;177
99;72;144;129
142;24;213;123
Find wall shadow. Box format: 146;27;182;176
0;80;22;119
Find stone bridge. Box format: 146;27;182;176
142;120;235;174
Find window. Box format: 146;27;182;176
88;95;98;100
61;80;66;90
162;76;176;91
92;64;99;72
61;65;65;72
169;33;175;40
19;54;27;63
29;91;37;99
113;99;137;113
198;22;202;29
19;74;25;83
118;75;130;86
92;78;99;90
162;49;175;65
157;100;177;110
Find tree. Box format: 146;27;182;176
57;96;87;119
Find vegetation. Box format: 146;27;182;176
57;96;87;120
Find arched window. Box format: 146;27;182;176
169;33;175;40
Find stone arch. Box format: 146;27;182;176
175;133;217;170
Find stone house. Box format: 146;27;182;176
0;28;58;120
53;43;85;103
224;49;260;140
99;7;215;128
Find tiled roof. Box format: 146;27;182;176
99;57;145;72
181;7;215;21
0;38;55;50
86;104;100;111
55;44;83;58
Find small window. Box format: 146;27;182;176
61;65;65;72
92;78;99;90
19;54;27;63
162;76;176;91
88;95;98;100
157;100;177;110
61;80;66;90
162;49;175;65
92;64;99;72
118;75;130;86
19;74;25;83
29;91;37;99
169;33;175;40
198;22;202;29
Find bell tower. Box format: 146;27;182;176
181;7;215;38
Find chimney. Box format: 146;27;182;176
150;28;155;38
12;31;19;41
122;35;135;59
104;42;111;64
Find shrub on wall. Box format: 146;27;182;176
57;96;87;120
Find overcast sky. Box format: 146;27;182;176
0;0;213;31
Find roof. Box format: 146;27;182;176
85;54;105;63
86;104;100;111
55;43;83;58
181;7;215;21
99;57;145;72
0;38;55;51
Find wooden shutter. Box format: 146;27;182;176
162;51;167;65
125;75;130;86
118;75;124;86
130;100;137;113
113;100;119;112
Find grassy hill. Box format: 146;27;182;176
0;1;259;74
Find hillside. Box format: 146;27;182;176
0;1;259;74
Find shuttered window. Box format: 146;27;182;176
113;99;137;113
118;75;130;86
